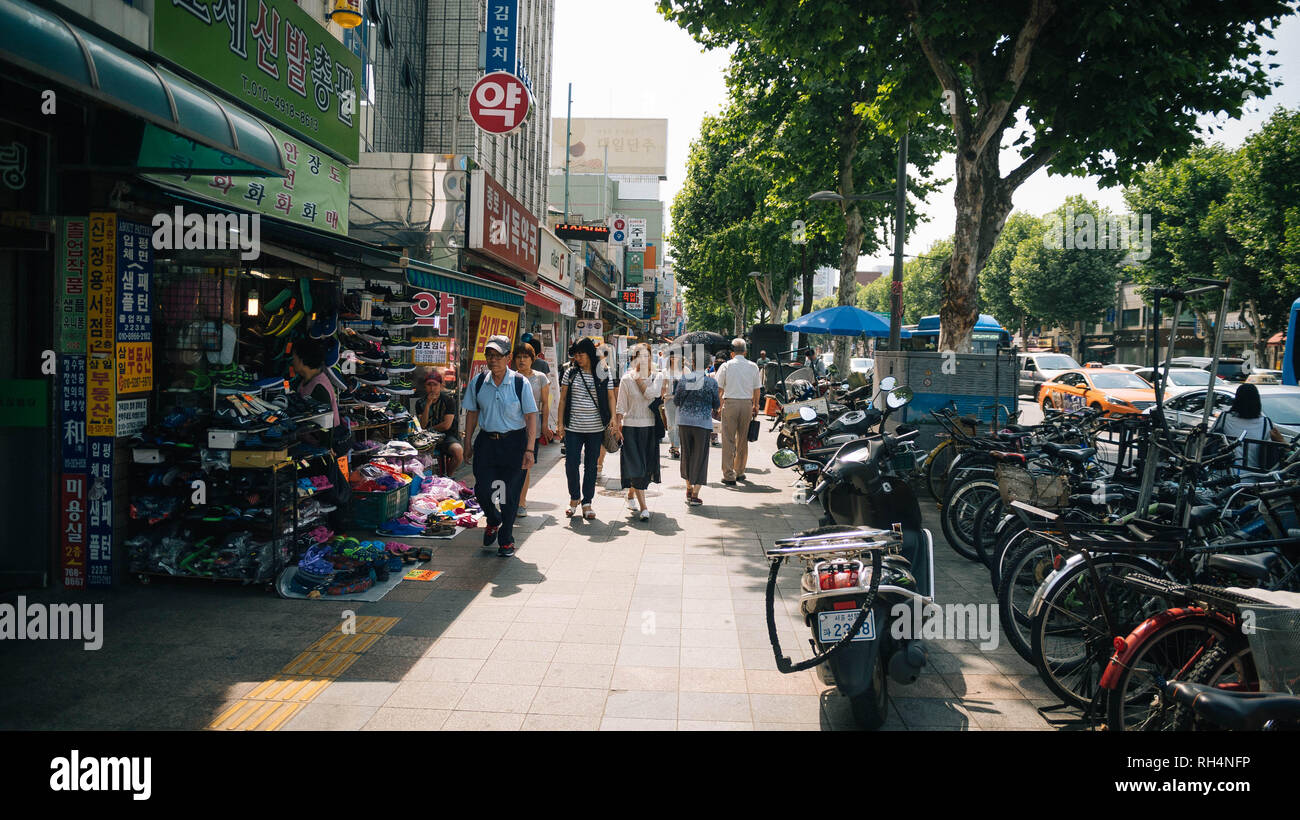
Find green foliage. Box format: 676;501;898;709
1010;197;1125;348
981;212;1042;332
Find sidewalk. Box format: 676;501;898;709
0;427;1064;731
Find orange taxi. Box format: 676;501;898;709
1038;368;1157;416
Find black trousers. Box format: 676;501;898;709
473;428;528;545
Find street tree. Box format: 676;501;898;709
981;212;1042;342
1010;197;1126;356
659;0;1292;352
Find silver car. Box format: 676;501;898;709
1159;384;1300;440
1133;367;1217;399
1019;353;1082;400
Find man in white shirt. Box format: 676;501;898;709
715;337;762;484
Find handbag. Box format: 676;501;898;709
579;371;620;452
747;418;761;442
649;396;665;441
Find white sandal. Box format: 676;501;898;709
565;501;579;518
583;505;596;520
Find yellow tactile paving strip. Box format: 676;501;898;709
208;615;401;730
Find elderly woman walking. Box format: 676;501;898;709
617;343;664;521
673;356;720;505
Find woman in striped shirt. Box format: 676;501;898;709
556;337;615;520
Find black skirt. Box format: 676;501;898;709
619;425;661;490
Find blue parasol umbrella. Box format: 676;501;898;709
783;305;910;338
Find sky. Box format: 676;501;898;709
550;1;1300;272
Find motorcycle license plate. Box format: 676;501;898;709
817;609;876;643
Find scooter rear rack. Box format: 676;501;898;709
767;526;903;559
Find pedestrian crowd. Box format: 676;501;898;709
413;333;765;558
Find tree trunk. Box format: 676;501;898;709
940;149;1013;353
801;245;813;316
1194;307;1213;356
1242;299;1265;362
833;105;867;374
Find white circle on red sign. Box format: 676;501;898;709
468;72;532;135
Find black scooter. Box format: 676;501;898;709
765;379;936;729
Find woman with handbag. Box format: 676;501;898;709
617;343;664;521
662;349;683;459
555;337;615;520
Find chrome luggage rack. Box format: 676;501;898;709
766;525;903;560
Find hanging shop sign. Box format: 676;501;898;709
116;398;149;437
621;288;643;316
538;283;575;318
87;356;115;438
553;223;609;242
642;290;657;321
625;251;643;285
413;337;453;367
87;213;116;355
58;218;87;354
484;0;519;76
142;123;349;236
581;298;600;316
116;219;154;393
87;437;113;588
628;218;647;253
538;227;571;288
60;473;87;590
469;169;539;273
576;318;604;339
412;291;455;335
609;215;626;245
116;343;154;395
468;71;532;137
471;304;520;373
61;357;87;472
153;0;362;163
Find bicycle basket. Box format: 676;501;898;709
995;463;1070;509
1243;604;1300;694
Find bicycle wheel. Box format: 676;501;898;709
1029;553;1167;709
973;494;1004;570
941;479;1000;562
988;517;1028;591
925;440;956;500
1105;620;1252;732
997;534;1071;663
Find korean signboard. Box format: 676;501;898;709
61;356;87;473
538;227;571;289
87;213;115;355
115;219;153;343
575;318;604;340
581;298;600;316
468;71;532;136
468;170;539;274
87;437;113;588
484;0;518;76
142;122;349;236
153;0;362;163
471;304;520;374
60;474;87;590
58;218;87;354
412;291;455;335
413;338;453;367
625;251;644;285
0;380;45;427
621;288;643;316
87;355;115;438
628;218;646;253
116;343;154;394
116;398;149;437
552;118;668;175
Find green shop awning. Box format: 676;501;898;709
405;260;525;308
0;0;284;176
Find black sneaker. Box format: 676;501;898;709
483;524;499;548
722;479;737;486
497;542;516;557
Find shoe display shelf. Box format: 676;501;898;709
127;448;296;588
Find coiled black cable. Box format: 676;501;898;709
765;548;883;673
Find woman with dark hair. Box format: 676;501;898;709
1211;382;1286;470
555;337;615;520
513;343;551;514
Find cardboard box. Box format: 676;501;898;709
231;448;289;468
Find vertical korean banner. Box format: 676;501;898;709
60;356;88;590
115;219;154;394
87;436;114;588
58;218;87;353
471;305;520;376
86;213;116;437
484;0;519;76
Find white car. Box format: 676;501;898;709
1109;363;1146;372
1133;367;1217;399
821;353;873;376
1158;384;1300;441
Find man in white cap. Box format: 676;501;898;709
463;335;538;557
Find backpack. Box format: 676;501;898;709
473;370;526;408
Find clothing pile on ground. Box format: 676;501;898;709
289;534;433;597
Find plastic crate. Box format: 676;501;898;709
351;485;410;529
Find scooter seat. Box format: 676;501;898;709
1166;682;1300;731
1042;443;1095;464
1207;551;1279;580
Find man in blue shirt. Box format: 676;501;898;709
463;335;538;557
